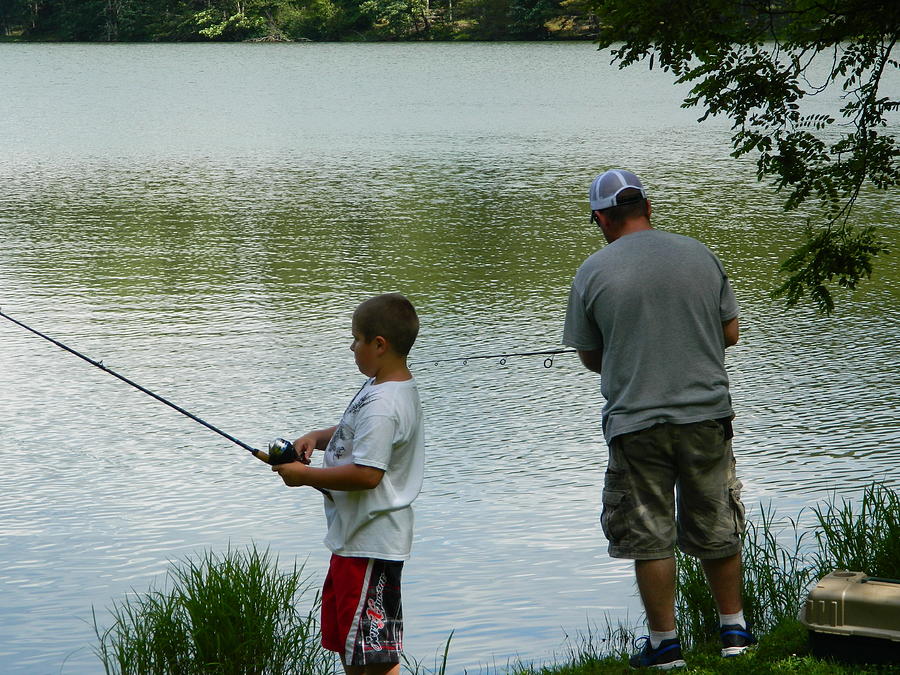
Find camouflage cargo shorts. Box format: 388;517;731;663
601;419;745;560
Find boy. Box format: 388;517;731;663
272;293;424;675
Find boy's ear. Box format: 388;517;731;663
373;335;388;353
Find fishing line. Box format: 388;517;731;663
1;308;570;493
417;348;576;368
0;309;325;491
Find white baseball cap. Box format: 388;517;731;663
589;169;647;211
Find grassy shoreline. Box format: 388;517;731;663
506;482;900;675
501;620;898;674
94;484;900;674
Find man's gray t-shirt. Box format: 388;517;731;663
563;229;739;442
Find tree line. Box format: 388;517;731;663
0;0;597;41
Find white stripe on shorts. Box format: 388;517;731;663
344;558;375;665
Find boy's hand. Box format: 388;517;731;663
292;435;319;463
272;460;309;487
271;462;383;492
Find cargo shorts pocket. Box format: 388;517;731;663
728;477;746;536
600;489;629;543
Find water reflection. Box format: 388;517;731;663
0;42;898;674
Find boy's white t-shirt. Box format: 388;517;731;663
321;377;424;561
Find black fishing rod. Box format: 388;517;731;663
419;348;576;368
0;309;304;469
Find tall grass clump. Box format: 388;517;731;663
673;483;900;651
740;505;815;634
93;545;334;675
812;482;900;580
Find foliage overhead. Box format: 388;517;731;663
593;0;899;314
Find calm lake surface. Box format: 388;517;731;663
0;42;898;674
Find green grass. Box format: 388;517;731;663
93;545;334;674
92;484;900;674
504;619;897;674
668;483;900;654
673;503;815;650
500;483;900;675
811;482;900;580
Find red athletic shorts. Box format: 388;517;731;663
321;554;404;666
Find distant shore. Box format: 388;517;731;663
0;6;600;44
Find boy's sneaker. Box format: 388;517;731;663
629;636;686;670
720;624;757;657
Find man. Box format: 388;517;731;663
563;169;756;670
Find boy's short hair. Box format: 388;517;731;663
353;293;419;356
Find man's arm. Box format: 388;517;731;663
272;461;384;490
577;349;603;374
723;317;739;348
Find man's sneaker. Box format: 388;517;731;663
629;636;686;669
720;624;757;657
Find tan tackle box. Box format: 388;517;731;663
800;570;900;664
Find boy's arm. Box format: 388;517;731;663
272;461;384;491
277;407;392;491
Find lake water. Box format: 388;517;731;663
0;42;898;674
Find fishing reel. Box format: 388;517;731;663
267;438;310;466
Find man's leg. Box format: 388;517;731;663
606;425;678;628
675;420;756;655
631;556;686;669
700;552;743;615
700;552;757;656
634;556;677;632
608;427;686;668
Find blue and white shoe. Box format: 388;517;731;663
629;636;686;669
720;624;757;657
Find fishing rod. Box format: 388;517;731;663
0;308;313;472
418;348;576;368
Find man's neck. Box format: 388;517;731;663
609;219;652;242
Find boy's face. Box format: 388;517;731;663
350;325;379;377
